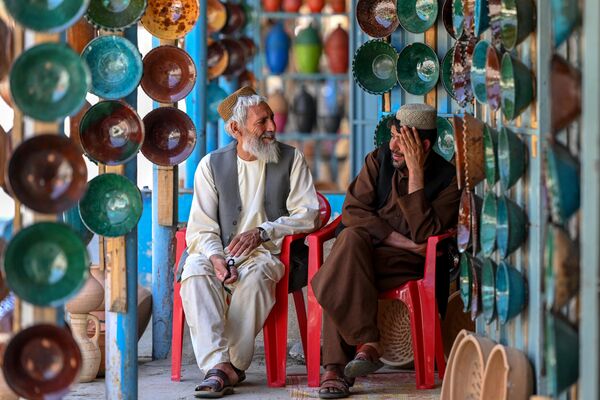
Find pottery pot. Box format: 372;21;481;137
70;313;101;383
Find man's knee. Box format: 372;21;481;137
336;226;372;247
180;275;216;301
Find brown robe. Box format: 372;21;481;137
311;147;461;366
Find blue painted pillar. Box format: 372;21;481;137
105;26;138;399
218;76;237;148
206;121;218;153
184;4;208;189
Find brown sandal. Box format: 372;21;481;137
343;344;384;378
319;370;353;399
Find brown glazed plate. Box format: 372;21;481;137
356;0;399;38
142;107;197;166
2;324;82;400
8;134;87;214
207;39;229;80
221;2;246;35
141;45;197;103
221;38;247;77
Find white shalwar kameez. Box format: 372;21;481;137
180;148;319;375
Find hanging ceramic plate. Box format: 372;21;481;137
356;0;399;38
4;222;89;306
86;0;148;31
352;40;398;95
3;0;90;33
62;204;94;245
396;0;438;33
141;0;199;40
397;42;439;95
374;114;395;147
441;46;458;101
434;116;455;162
82;35;143;100
10;43;90;122
141;45;197;103
142;107;197;166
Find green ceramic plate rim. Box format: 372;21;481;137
471;40;490;104
352;40;399;95
9;43;91;122
79;173;143;237
480;191;498;257
4;222;89;307
396;0;439;33
85;0;148;31
459;253;472;312
483;124;499;186
441;46;458;101
3;0;91;33
433;116;455;162
373;114;396;147
396;42;440;95
481;258;497;324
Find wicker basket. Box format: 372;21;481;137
377;299;414;367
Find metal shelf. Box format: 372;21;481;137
264;72;349;80
261;12;349;19
277;133;349;140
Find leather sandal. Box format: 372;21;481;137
343;344;384;378
195;369;234;398
232;365;246;385
318;369;353;399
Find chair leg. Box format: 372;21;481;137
263;266;290;387
403;284;428;389
171;281;185;382
292;290;308;362
417;282;439;389
434;304;446;381
306;282;322;387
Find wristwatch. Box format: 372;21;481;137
257;227;270;242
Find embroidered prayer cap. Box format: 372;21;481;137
393;103;437;130
217;86;258;121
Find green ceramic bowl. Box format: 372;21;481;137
545;312;579;396
352;40;398;95
471;40;490;104
374;114;395;147
397;42;439;95
545;142;580;225
500;0;536;50
483;124;499;186
396;0;438;33
9;43;90;122
501;53;534;121
498;127;527;191
480;191;498;257
4;222;89;307
86;0;148;31
79;173;143;237
495;261;527;324
496;195;528;258
3;0;90;33
441;46;458;101
433;116;455;162
481;257;497;324
62;205;94;245
459;252;473;312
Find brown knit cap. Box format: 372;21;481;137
217;86;258;121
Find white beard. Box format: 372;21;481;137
242;133;280;163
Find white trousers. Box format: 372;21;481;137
180;251;285;375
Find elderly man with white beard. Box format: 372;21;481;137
179;86;320;398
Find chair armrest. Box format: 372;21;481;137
307;216;341;246
422;229;457;289
306;216;342;280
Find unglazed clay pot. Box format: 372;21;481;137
329;0;346;12
282;0;301;12
263;0;281;11
307;0;325;12
66;274;104;315
481;344;533;400
324;24;348;74
70;313;101;383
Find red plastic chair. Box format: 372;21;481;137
305;215;455;389
171;192;331;387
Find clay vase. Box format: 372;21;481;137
90;267;106;311
70;313;101;383
282;0;302;12
267;91;289;133
294;24;322;74
265;23;291;74
262;0;281;12
324;24;349;74
293;86;317;134
307;0;325;12
65;273;105;315
329;0;346;12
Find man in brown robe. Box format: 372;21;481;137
311;104;461;399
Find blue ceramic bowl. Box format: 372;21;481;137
81;35;143;100
551;0;580;47
495;261;527;324
544;142;580;225
480;191;498;257
207;83;228;123
496;195;528;258
3;0;90;33
481;258;497;324
498;127;527;191
545;312;579;396
471;40;490;104
474;0;490;36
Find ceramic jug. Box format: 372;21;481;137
282;0;302;12
65;273;104;315
268;91;289;133
307;0;325;12
329;0;346;12
70;313;101;383
293;86;317;133
324;24;349;73
262;0;281;12
266;23;291;74
294;24;322;74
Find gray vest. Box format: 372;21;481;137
209;141;296;246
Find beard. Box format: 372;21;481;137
242;131;280;163
391;153;405;169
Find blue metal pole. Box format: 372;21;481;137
218;76;237;148
206;121;218;153
105;26;138;400
184;4;208;189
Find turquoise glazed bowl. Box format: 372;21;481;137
396;0;438;33
500;0;536;50
545;312;579;396
397;42;439;95
483;124;499;186
495;261;527;324
79;100;144;165
501;53;534;121
3;0;90;33
10;43;90;122
4;222;89;306
481;257;497;324
434;117;455;162
62;205;94;245
374;114;395;147
497;127;527;191
544;142;580;224
459;253;482;317
474;0;490;36
496;195;528;258
86;0;147;31
79;173;143;237
480;191;497;257
352;40;398;95
82;35;143;100
142;107;197;166
441;46;458;101
207;82;228;123
551;0;580;47
471;40;490;104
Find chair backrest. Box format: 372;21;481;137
316;192;331;227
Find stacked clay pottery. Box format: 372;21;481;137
307;0;325;12
265;23;290;74
324;24;349;74
263;0;281;12
293;85;317;133
329;0;346;12
268;91;289;133
294;24;322;74
282;0;302;12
